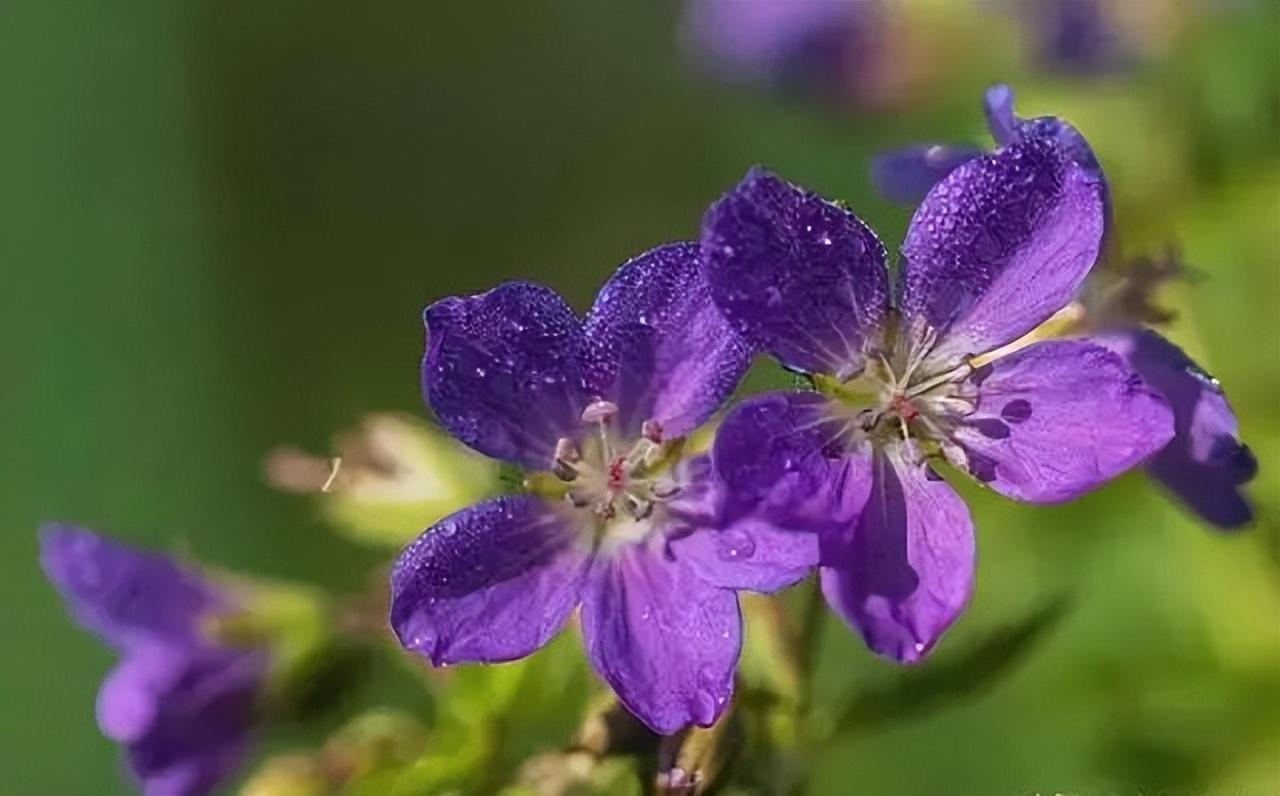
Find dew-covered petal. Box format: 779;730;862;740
390;496;589;666
819;442;974;664
39;525;222;650
953;339;1174;502
1100;330;1255;528
580;547;741;735
701;167;889;377
423;281;588;469
712;390;873;533
871;143;985;206
670;517;819;594
899;139;1105;368
581;242;752;439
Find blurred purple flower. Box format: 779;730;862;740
41;525;265;796
391;243;813;735
874;85;1256;529
1021;0;1134;75
700;141;1174;662
680;0;909;108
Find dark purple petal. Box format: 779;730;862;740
953;339;1174;502
1100;330;1255;529
701;167;889;377
580;547;740;735
712;390;872;532
819;442;974;664
581;242;752;439
39;525;223;650
390;496;589;665
871;144;985;206
423;281;589;469
900;139;1105;367
122;648;264;796
985;84;1104;183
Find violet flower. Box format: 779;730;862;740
680;0;891;105
700;140;1175;662
40;525;265;796
874;85;1257;529
390;243;814;735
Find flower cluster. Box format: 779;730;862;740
389;86;1252;736
42;85;1256;795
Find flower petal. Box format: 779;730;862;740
423;281;588;469
580;547;740;735
820;442;974;664
390;496;589;665
670;517;819;595
712;390;872;532
871;144;984;206
953;339;1174;502
1101;330;1255;528
984;84;1102;181
899;139;1105;367
701;167;889;377
39;525;221;649
581;242;752;439
124;648;263;796
96;644;186;743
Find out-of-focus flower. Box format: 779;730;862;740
873;85;1257;529
264;413;497;548
1018;0;1134;75
679;0;929;109
41;525;267;796
699;142;1173;662
392;243;819;734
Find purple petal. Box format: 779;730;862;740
670;517;819;595
423;281;589;469
712;390;872;532
390;496;589;665
581;242;752;439
820;442;974;664
900;139;1106;367
39;525;222;650
580;547;741;735
983;84;1019;146
871;144;985;206
1100;330;1255;528
953;339;1174;502
701;167;889;377
984;84;1104;184
124;648;263;796
96;644;185;743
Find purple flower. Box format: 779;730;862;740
1018;0;1133;76
700;142;1174;662
680;0;900;107
874;85;1257;529
40;525;265;796
391;243;810;734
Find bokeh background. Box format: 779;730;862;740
3;1;1277;794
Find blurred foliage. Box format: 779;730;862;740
4;1;1277;795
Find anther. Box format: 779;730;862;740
552;437;581;481
581;399;618;425
641;419;664;444
651;480;681;499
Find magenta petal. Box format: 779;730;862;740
820;443;974;663
899;139;1105;367
580;548;741;735
1100;330;1255;528
423;281;589;469
955;339;1174;502
701;167;889;377
581;242;752;439
39;525;221;649
391;496;589;665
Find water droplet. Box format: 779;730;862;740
716;528;756;561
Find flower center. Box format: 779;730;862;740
527;401;684;546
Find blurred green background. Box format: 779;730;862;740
3;2;1277;795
